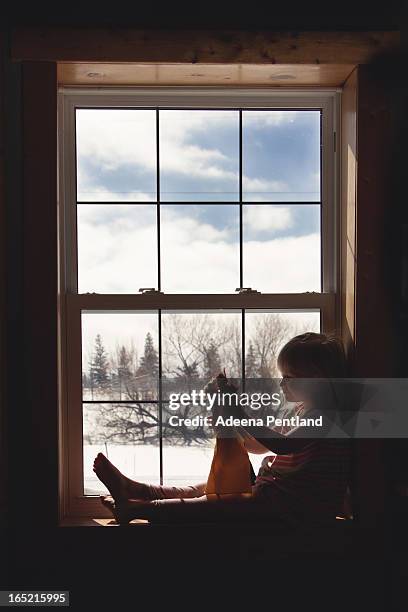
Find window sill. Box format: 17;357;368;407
60;517;150;527
60;516;352;528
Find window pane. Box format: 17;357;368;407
83;403;160;494
161;204;239;292
243;110;320;202
161;443;215;487
245;310;320;377
82;311;159;401
162;311;242;395
160;110;239;201
77;204;157;293
162;404;215;486
161;310;241;486
76;109;157;202
243;204;321;292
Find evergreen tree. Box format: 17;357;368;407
117;345;134;399
118;345;133;379
258;361;272;379
203;339;222;379
136;333;159;399
82;371;89;388
137;332;159;378
176;361;200;380
89;334;110;390
245;342;258;378
174;359;201;399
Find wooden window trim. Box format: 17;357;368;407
58;87;339;518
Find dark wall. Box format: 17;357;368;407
0;2;405;30
1;35;23;585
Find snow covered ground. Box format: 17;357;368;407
84;443;267;495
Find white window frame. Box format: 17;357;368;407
57;87;341;519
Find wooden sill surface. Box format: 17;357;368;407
60;517;150;527
60;516;352;527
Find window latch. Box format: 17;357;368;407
235;287;261;295
138;287;163;294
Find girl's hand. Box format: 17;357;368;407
216;369;238;393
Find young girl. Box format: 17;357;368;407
94;332;352;525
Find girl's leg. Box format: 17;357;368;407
103;493;289;525
147;482;207;500
93;452;206;501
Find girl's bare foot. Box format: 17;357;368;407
93;453;151;501
99;495;128;524
93;453;129;501
100;495;119;521
100;495;148;525
93;453;149;502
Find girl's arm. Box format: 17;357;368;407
215;374;315;454
236;422;315;454
237;428;272;454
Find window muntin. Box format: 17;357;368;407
60;89;338;516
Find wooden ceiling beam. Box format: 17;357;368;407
12;28;399;64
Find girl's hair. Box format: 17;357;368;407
277;332;347;378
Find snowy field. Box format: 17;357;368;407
84;443;267;495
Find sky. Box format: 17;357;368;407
76;108;321;295
76;108;322;364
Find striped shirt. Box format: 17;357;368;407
252;404;352;523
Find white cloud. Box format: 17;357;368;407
78;205;319;296
160;206;233;245
78;184;155;202
160;143;235;182
76;109;320;202
243;110;301;128
244;233;320;292
77;205;158;294
76;109;157;172
243;205;293;233
243;176;288;194
77;109;239;187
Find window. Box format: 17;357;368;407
58;88;339;517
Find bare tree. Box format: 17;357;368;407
248;314;294;377
162;313;238;378
82;313;316;447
